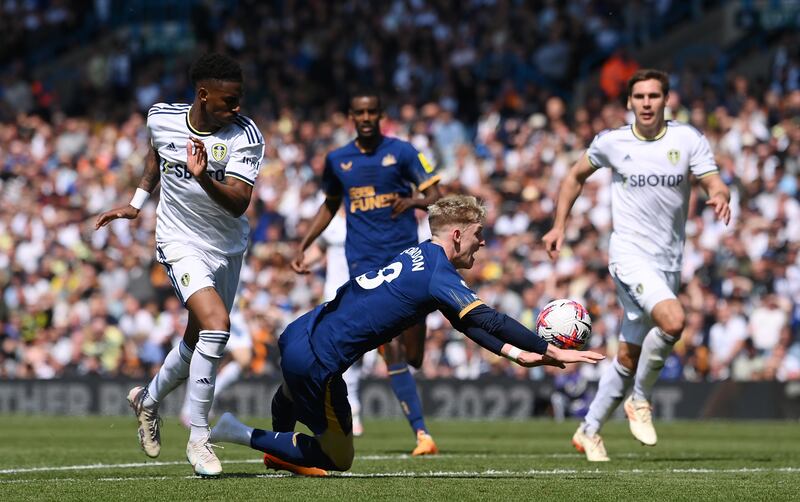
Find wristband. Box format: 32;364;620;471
506;346;522;361
130;188;150;210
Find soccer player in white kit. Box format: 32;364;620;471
543;69;730;461
95;53;264;476
178;296;254;428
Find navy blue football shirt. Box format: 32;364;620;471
304;240;482;374
322;137;440;276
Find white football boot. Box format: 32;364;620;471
127;386;161;458
624;396;657;446
572;425;610;462
186;433;223;477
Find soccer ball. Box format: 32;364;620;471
536;299;592;350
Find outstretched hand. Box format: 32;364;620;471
516;346;604;368
516;352;566;368
95;205;139;230
552;347;605;365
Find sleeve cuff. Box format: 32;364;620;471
417;174;442;192
459;300;484;319
696;169;719;179
225;172;256;186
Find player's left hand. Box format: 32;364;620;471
186;137;208;177
549;347;605;365
516;351;566;369
706;193;731;225
390;197;416;218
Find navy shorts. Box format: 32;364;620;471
278;310;352;436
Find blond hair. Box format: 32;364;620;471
428;194;486;235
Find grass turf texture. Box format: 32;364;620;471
1;416;798;501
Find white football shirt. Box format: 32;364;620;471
587;121;718;271
147;103;264;255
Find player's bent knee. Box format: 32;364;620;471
660;314;685;340
381;338;405;365
617;344;641;370
327;446;354;471
406;353;423;370
319;432;354;471
652;300;685;339
195;331;230;359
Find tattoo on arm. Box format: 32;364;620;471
139;148;161;192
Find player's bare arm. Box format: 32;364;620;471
291;195;343;274
456;304;604;368
390;183;443;218
699;173;731;225
94;146;161;229
542;153;595;259
510;344;604;368
186;137;253;218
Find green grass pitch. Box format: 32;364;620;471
1;416;798;501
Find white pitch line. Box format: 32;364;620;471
2;467;800;484
0;451;705;475
0;459;262;475
0;453;613;475
356;452;589;460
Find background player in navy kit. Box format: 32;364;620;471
291;90;442;454
212;195;604;475
94;53;264;477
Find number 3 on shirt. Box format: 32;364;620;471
356;262;403;290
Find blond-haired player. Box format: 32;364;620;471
211;195;604;476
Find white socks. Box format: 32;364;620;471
632;328;677;402
583;357;633;436
188;330;229;442
144;341;194;409
181;360;243;418
213;361;242;400
210;413;253;446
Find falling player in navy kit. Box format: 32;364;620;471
94;53;264;477
291;90;442;454
212;195;604;476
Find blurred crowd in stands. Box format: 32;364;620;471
1;1;799;389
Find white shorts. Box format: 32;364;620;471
609;259;680;346
155;242;243;312
225;308;252;351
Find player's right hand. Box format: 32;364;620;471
291;249;310;274
94;205;139;230
541;227;565;260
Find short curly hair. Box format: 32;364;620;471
190;53;243;87
349;87;383;110
428;195;486;235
